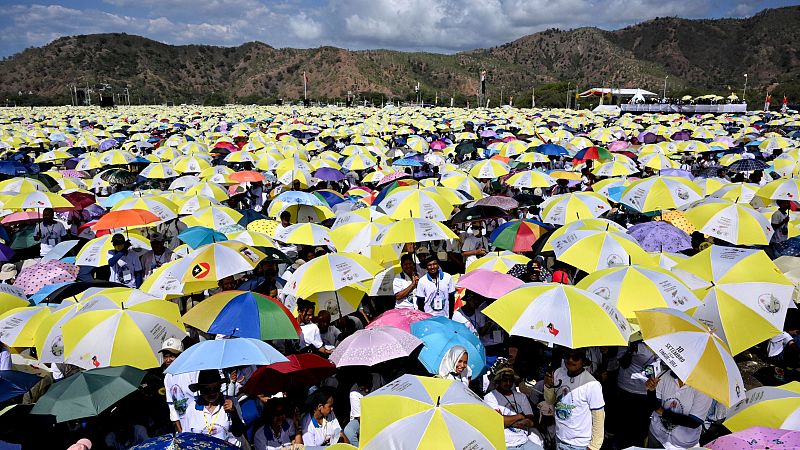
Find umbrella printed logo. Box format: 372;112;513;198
593;286;611;300
51;335;64;357
547;323;559;336
758;293;781;314
191;262;211;279
606;254;624;267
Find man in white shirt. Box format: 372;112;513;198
297;299;323;352
140;232;173;280
160;337;198;433
415;255;455;318
544;349;605;450
34;208;67;257
108;233;144;288
484;365;542;450
452;294;503;351
317;310;340;351
646;370;713;450
461;222;489;268
392;253;420;309
771;199;791;243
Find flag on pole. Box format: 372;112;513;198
302;71;308;100
480;70;487;96
765;94;772;111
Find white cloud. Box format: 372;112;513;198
0;0;784;57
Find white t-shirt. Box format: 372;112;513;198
484;389;535;447
254;419;296;450
416;270;455;317
164;371;198;429
617;342;657;395
35;221;67;256
300;412;341;446
649;372;713;450
392;272;417;309
768;332;793;357
552;367;604;447
319;325;340;348
300;323;323;350
462;234;489;267
184;401;242;446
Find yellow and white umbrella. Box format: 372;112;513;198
576;265;701;318
504;170;555;189
547;229;652;273
373;218;458;245
3;191;73;210
539;192;611;225
33;300;82;363
139;162;178;179
635;307;745;406
672;246;793;355
342;153;378;171
377;187;453;221
61;294;186;370
0;306;52;347
34;150;72;163
0;285;29;316
620;176;703;213
592;161;637;177
282;252;383;299
466;251;530;273
484;283;630;348
166;241;266;283
268;202;335;223
74;153;104;171
724;382;800;432
468;159;510;179
99;149;136;166
223;151;256;164
360;374;505;450
176;195;220;215
76;233;151;267
639;153;677;170
757;178;800;201
181;206;243;229
708;182;759;204
173;155;213;174
271;223;333;247
0;177;49;193
683;198;773;245
440;172;484;200
185;181;229;202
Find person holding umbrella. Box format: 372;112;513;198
184;369;246;446
644;369;713;449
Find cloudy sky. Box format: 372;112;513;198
0;0;796;57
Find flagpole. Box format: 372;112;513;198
303;71;307;101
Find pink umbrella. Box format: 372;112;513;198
608;140;630;151
706;427;800;450
456;268;524;299
14;261;80;295
0;212;41;224
367;309;432;333
376;171;410;186
329;326;422;367
430;140;448;150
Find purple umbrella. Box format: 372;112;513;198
627;221;691;252
99;138;118;151
480;129;497;138
659;168;695;180
670;131;691;141
313;167;344;181
0;243;14;262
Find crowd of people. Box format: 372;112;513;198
0;105;798;450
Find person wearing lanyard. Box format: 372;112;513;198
34;208;67;257
184;369;245;446
139;232;173;280
484;364;542;450
392;253;420;309
415;254;456;318
300;387;347;446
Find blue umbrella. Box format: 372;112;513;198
273;190;327;207
0;370;41;403
178;226;227;249
29;281;72;304
534;143;569;156
165;338;288;375
0;161;33;176
627;221;692;253
0;243;14;262
100;191;134;208
410;316;487;377
235;209;266;227
130;432;238;450
392;158;423;167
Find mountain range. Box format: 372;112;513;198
1;6;798;107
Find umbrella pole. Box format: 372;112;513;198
334;291;342;321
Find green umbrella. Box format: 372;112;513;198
10;225;37;250
30;366;145;422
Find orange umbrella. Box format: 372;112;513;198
92;209;161;230
230;171;265;183
656;210;697;234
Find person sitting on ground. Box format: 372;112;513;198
484;362;543;450
300;387;348;446
253;398;302;450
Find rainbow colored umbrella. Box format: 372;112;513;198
572;146;612;164
489;219;549;252
181;290;300;340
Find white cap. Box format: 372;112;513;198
159;337;183;354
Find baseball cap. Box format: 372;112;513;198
159;337;184;354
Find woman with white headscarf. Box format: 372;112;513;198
437;345;471;387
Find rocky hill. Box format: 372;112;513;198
0;6;798;107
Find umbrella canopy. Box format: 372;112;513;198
455;268;524;299
626;220;692;252
635;307;745;406
539;192;611;225
165;338;288;375
489;219;549;252
366;308;432;333
410;316;487;377
724;382;800;432
360;374;505;450
177;226;228;249
129;433;239;450
683;198;774;245
329;326;422;367
92;209;161;231
14;260;79;295
706;427;800;450
0;370;41;403
547;229;652;273
242;353;336;395
672;245;793;355
620;176;703;213
484;282;630;348
181;290;300;340
373;218;458;245
282;252;383;299
30;365;145;422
